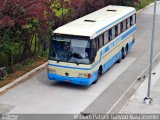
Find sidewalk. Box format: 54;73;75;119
120;62;160;113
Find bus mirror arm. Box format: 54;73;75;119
91;54;96;62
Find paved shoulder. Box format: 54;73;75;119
120;62;160;113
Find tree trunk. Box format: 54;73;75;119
34;34;37;54
8;51;13;72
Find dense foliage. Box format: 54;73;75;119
0;0;56;70
0;0;141;71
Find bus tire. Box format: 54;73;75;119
126;44;129;54
117;51;122;63
122;47;126;59
93;66;102;84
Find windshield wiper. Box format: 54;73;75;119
71;53;83;59
75;62;79;65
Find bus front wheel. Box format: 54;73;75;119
93;66;102;84
122;47;127;59
126;44;129;54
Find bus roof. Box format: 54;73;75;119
53;5;136;39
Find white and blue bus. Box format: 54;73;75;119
48;5;136;86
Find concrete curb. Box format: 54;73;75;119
0;62;48;93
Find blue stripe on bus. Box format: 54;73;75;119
96;10;136;34
48;70;98;86
102;51;121;74
48;26;136;70
48;59;100;70
48;64;91;70
91;60;100;69
102;26;136;54
122;26;136;39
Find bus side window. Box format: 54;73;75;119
132;14;136;25
109;29;112;41
99;35;104;48
111;27;116;39
130;16;133;26
104;31;109;44
121;22;123;32
96;38;99;50
122;20;127;32
115;25;118;37
127;17;131;28
91;39;97;61
117;23;121;35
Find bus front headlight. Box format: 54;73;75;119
47;68;56;74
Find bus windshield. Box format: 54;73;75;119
49;36;91;64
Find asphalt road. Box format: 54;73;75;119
0;2;160;115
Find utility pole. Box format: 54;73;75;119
144;0;157;104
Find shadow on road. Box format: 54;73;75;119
50;82;90;90
37;71;90;91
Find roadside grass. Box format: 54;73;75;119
135;0;154;10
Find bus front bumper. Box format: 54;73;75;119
48;73;96;86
